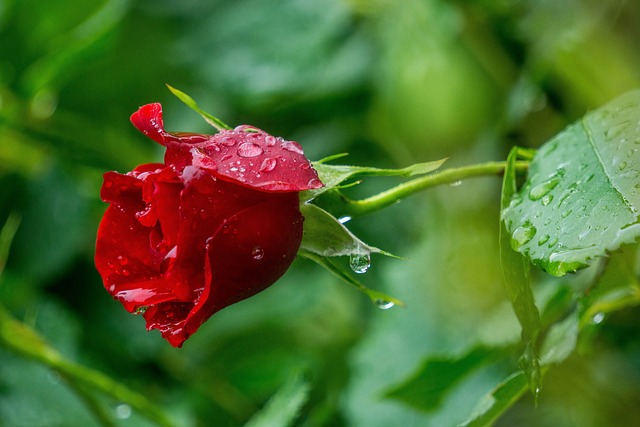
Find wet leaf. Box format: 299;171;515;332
500;147;542;394
503;90;640;276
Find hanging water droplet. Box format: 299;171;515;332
449;180;462;187
251;246;264;260
338;216;351;224
511;222;536;249
591;312;605;324
349;252;371;274
374;299;395;310
259;157;277;172
237;142;263;157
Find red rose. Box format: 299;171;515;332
95;103;323;347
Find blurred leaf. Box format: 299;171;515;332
499;147;541;395
540;310;579;365
503;90;640;276
9;165;89;284
458;372;528;427
0;213;20;278
244;374;310;427
303;158;447;201
384;345;502;413
578;245;640;329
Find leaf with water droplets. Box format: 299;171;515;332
299;203;394;259
298;249;404;308
503;90;640;276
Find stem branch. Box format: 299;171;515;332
343;160;529;217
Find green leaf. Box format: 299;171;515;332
244;374;311;427
503;90;640;276
499;147;542;395
166;84;232;131
384;346;502;413
302;158;447;201
458;372;529;427
0;213;21;278
300;203;392;258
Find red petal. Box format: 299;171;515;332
130;103;170;146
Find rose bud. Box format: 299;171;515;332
95;103;322;347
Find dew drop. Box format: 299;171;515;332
114;404;132;420
121;269;130;277
541;194;553;206
449;180;462;187
220;136;237;147
251;246;264;260
264;135;277;146
374;299;395;310
280;140;304;155
591;312;605;324
561;209;573;218
307;178;323;188
117;255;128;266
618;161;627;171
259;157;277;172
349;252;371;274
237;142;263;157
528;178;559;201
537;234;550;246
104;180;114;188
511;222;536;249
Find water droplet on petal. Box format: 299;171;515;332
117;255;128;266
252;246;264;260
349;252;371;274
541;194;553;206
264;135;277;146
374;299;395;310
104;180;114;188
220;136;237;147
280;140;304;154
259;157;277;172
237;142;263;157
537;234;550;246
307;178;323;188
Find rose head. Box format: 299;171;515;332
95;103;322;347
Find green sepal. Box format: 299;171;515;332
166;84;232;131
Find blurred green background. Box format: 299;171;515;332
1;0;640;426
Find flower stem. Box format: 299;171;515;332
0;304;175;427
342;160;529;217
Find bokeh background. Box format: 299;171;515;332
1;0;640;426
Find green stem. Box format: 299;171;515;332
341;160;529;217
0;305;174;427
